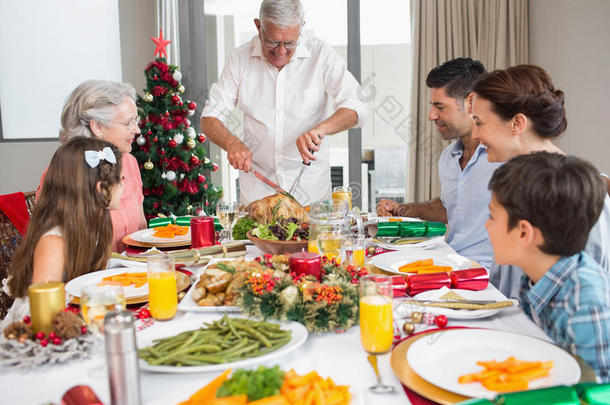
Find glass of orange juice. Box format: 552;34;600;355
343;235;366;267
359;275;393;354
332;186;353;210
147;254;178;321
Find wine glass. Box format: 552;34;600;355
359;275;396;393
80;282;125;378
80;283;126;336
216;201;239;241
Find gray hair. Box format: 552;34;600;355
259;0;304;30
59;80;137;143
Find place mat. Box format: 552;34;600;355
391;327;471;405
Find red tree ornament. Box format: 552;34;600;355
213;163;218;172
198;134;206;143
190;155;200;165
168;139;177;148
188;101;197;110
198;174;206;183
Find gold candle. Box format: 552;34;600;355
28;281;65;334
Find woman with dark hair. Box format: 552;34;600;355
472;64;610;273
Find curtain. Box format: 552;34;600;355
407;0;528;202
157;0;180;65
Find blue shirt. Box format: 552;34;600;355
438;140;502;269
520;252;610;382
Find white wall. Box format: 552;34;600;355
0;0;155;194
529;0;610;174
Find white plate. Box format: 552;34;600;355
137;316;308;373
407;329;581;399
369;249;472;275
178;261;241;313
65;267;149;299
396;288;509;320
130;228;191;244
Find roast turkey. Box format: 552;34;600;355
245;193;309;224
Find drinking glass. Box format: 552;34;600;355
359;275;393;354
342;235;366;267
147;254;177;321
216;201;239;241
332;186;353;210
317;231;346;262
80;283;126;336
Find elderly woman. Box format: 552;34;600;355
37;80;146;252
471;64;610;280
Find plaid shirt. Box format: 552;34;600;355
520;252;610;382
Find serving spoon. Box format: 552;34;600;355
367;354;397;394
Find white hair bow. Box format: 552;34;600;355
84;147;117;168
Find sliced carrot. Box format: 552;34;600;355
482;380;528;392
247;395;289;405
186;368;232;404
508;367;550;382
208;395;247;405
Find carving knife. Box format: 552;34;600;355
289;149;314;196
251;168;297;201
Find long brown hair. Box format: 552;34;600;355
8;137;122;297
473;64;567;138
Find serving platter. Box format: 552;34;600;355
136;316;308;373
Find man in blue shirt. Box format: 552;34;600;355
378;58;518;295
487;152;610;382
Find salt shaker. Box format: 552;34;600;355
104;310;141;405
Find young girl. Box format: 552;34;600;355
2;136;123;324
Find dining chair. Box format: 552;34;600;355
0;191;36;319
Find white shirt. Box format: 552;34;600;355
201;32;368;205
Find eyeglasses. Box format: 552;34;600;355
106;116;139;129
261;32;300;50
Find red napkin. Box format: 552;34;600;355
0;192;30;235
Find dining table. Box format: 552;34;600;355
0;241;565;405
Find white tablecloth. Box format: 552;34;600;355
0;244;549;405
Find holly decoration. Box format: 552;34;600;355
239;254;368;334
132;30;222;219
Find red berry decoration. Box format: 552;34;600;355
40;339;49;347
168;139;177;148
48;332;57;340
164;111;170;117
188;101;197;110
22;315;31;324
138;308;151;319
198;134;206;143
35;331;45;340
52;337;62;345
153;136;158;142
81;325;88;334
435;314;448;328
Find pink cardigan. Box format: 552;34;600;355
36;153;146;252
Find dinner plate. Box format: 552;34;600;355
137;316;308;373
65;267;149;299
396;288;508;319
369;249;472;275
129;228;191;246
407;328;581;399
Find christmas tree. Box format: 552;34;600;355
132;30;222;218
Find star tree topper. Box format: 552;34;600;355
150;28;171;58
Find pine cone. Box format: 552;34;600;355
52;311;84;340
3;322;34;341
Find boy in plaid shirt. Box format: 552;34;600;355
486;152;610;382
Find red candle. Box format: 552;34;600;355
191;216;215;249
451;268;489;290
289;250;322;281
406;272;452;296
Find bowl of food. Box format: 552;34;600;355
246;230;308;255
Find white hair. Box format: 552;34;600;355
59;80;137;143
259;0;304;30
